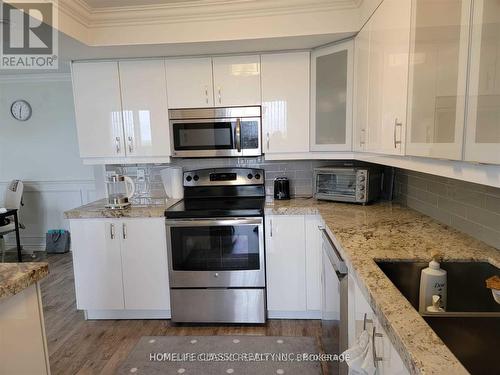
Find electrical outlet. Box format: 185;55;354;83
137;169;146;182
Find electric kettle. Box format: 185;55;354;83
105;175;135;209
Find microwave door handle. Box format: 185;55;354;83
235;118;242;153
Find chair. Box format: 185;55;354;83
0;180;24;262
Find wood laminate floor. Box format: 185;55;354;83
40;253;325;375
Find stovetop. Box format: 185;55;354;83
165;197;266;219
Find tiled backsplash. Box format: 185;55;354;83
105;158;355;199
394;169;500;249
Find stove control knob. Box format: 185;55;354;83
186;175;192;182
214;273;219;278
193;175;199;181
247;173;253;180
255;174;261;180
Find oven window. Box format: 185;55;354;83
316;173;356;197
170;225;260;271
172;122;234;150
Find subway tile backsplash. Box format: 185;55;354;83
394;169;500;249
105;158;354;199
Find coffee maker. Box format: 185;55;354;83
105;175;135;209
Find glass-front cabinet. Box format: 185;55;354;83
406;0;472;160
465;0;500;164
310;41;354;151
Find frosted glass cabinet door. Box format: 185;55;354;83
119;60;171;157
465;0;500;164
261;52;310;154
406;0;472;160
311;41;354;151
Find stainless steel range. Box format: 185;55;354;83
165;168;266;323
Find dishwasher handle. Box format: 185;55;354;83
320;228;348;275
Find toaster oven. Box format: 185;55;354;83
313;167;382;204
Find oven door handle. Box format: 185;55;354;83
166;218;263;227
235;118;242;153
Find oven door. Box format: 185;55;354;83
170;117;261;157
166;217;265;288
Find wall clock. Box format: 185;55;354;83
11;100;32;121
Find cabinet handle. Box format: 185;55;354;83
122;223;127;240
372;326;383;366
128;136;134;153
115;137;121;154
218;87;222;104
394;119;403;148
360;129;366;146
205;86;209;104
266;132;270;151
270;219;273;237
110;223;115;239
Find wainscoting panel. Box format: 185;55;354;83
0;180;96;252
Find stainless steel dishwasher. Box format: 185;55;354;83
320;227;348;375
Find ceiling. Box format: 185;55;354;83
82;0;220;8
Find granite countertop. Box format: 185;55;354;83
64;198;181;219
0;262;49;300
266;198;500;375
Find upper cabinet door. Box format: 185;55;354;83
365;0;411;155
72;62;125;158
119;60;171;157
465;0;500;164
353;20;371;152
261;52;310;154
165;58;214;108
406;0;472;160
212;55;262;106
310;41;354;151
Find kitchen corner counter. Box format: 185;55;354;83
64;198;181;219
0;262;49;300
266;198;500;375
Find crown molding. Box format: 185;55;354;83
59;0;360;28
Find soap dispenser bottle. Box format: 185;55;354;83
419;259;447;313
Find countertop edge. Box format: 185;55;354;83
0;262;49;300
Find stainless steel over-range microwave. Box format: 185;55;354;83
313;167;382;204
169;106;262;158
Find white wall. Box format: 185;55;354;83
0;75;96;251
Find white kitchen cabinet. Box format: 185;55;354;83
465;0;500;164
118;60;171;158
305;215;322;312
212;55;261;106
265;215;307;317
70;219;125;310
69;218;170;315
353;20;371;152
261;52;310;154
120;219;170;311
406;0;472;160
165;57;214;108
311;41;354;151
72;61;125;158
365;0;411;156
349;275;409;375
265;214;322;318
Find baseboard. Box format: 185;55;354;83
85;309;171;320
267;310;321;320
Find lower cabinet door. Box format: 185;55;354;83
70;219;125;310
120;218;170;310
266;215;307;316
305;216;322;312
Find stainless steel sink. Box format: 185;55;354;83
376;261;500;375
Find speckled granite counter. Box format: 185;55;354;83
0;262;49;300
64;198;180;219
266;198;500;375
